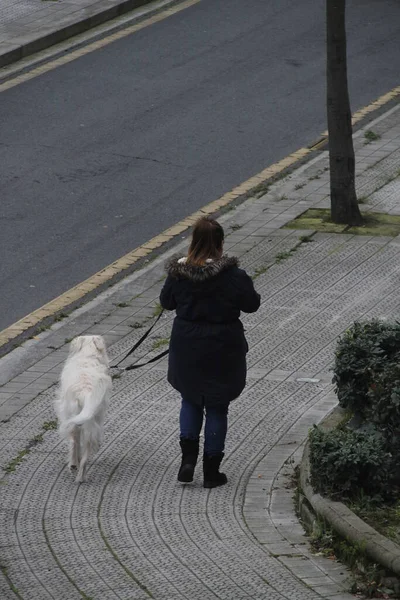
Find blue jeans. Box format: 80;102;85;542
179;397;229;456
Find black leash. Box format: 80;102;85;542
111;310;169;371
125;348;169;371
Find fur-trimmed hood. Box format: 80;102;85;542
166;255;238;281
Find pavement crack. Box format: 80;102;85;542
42;519;94;600
97;480;155;598
0;564;24;599
112;152;183;168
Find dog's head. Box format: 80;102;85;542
69;336;109;364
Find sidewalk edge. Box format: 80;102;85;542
0;0;181;68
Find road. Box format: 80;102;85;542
1;0;399;330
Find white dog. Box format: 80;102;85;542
56;335;112;483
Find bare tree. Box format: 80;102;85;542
327;0;362;225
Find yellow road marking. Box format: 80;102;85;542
319;86;400;137
0;0;202;94
352;86;400;123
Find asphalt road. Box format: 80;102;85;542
1;0;400;330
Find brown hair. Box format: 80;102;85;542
187;217;224;266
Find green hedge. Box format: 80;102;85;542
309;425;390;501
333;320;400;422
309;320;400;502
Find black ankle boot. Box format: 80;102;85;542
178;438;199;483
203;453;228;488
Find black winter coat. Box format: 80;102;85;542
159;255;260;406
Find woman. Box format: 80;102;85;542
160;217;260;488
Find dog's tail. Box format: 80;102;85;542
59;379;110;442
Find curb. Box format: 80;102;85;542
299;407;400;577
0;0;180;68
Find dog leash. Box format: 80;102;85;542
111;310;169;371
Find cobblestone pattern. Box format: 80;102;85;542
1;232;400;599
1;107;400;599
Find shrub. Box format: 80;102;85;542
333;320;400;419
367;363;400;462
310;320;400;504
309;425;391;501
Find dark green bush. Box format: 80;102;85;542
367;363;400;456
367;363;400;426
309;425;391;501
311;320;400;504
333;320;400;419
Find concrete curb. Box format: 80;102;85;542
299;407;400;577
0;0;178;68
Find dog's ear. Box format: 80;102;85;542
92;336;106;354
70;337;85;353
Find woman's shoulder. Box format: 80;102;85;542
220;260;254;288
224;264;252;282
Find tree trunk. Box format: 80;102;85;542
327;0;362;225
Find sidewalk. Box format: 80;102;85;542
0;0;176;68
0;102;400;600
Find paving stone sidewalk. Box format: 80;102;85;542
0;0;173;68
1;103;400;600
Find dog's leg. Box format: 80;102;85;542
68;428;80;472
76;433;90;483
76;445;89;483
76;427;82;464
